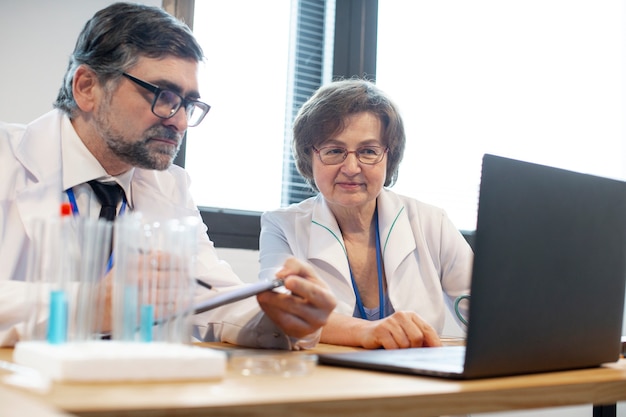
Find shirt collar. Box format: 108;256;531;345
61;115;135;208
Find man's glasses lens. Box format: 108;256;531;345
153;90;210;127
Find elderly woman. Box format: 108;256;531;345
259;79;472;349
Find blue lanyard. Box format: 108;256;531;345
65;187;127;272
349;207;385;320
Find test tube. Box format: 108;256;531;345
110;214;199;343
74;217;112;341
111;213;142;341
47;203;77;344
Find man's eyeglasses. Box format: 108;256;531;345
313;145;388;165
122;73;210;127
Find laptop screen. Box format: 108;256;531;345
463;154;626;377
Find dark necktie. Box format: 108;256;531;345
87;180;124;222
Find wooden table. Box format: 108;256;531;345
0;385;73;417
1;343;625;417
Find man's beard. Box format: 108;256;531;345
94;107;182;171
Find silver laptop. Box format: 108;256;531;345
318;154;626;379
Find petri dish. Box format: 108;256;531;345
229;351;317;377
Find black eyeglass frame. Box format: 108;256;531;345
312;145;389;165
121;72;210;127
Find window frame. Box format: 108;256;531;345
171;0;379;249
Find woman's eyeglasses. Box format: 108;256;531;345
313;145;388;165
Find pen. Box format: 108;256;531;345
196;279;212;290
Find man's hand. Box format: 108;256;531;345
256;257;336;339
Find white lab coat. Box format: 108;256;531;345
260;190;473;333
0;110;298;348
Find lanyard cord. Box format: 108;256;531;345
349;207;385;320
65;187;127;272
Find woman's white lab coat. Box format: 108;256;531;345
260;189;473;333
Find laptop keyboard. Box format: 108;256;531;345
387;346;466;373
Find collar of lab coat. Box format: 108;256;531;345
307;189;417;283
14;111;66;242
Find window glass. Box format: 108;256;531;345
376;0;624;231
186;1;292;211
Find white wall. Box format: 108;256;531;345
0;0;160;124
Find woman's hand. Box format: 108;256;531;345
322;311;441;349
